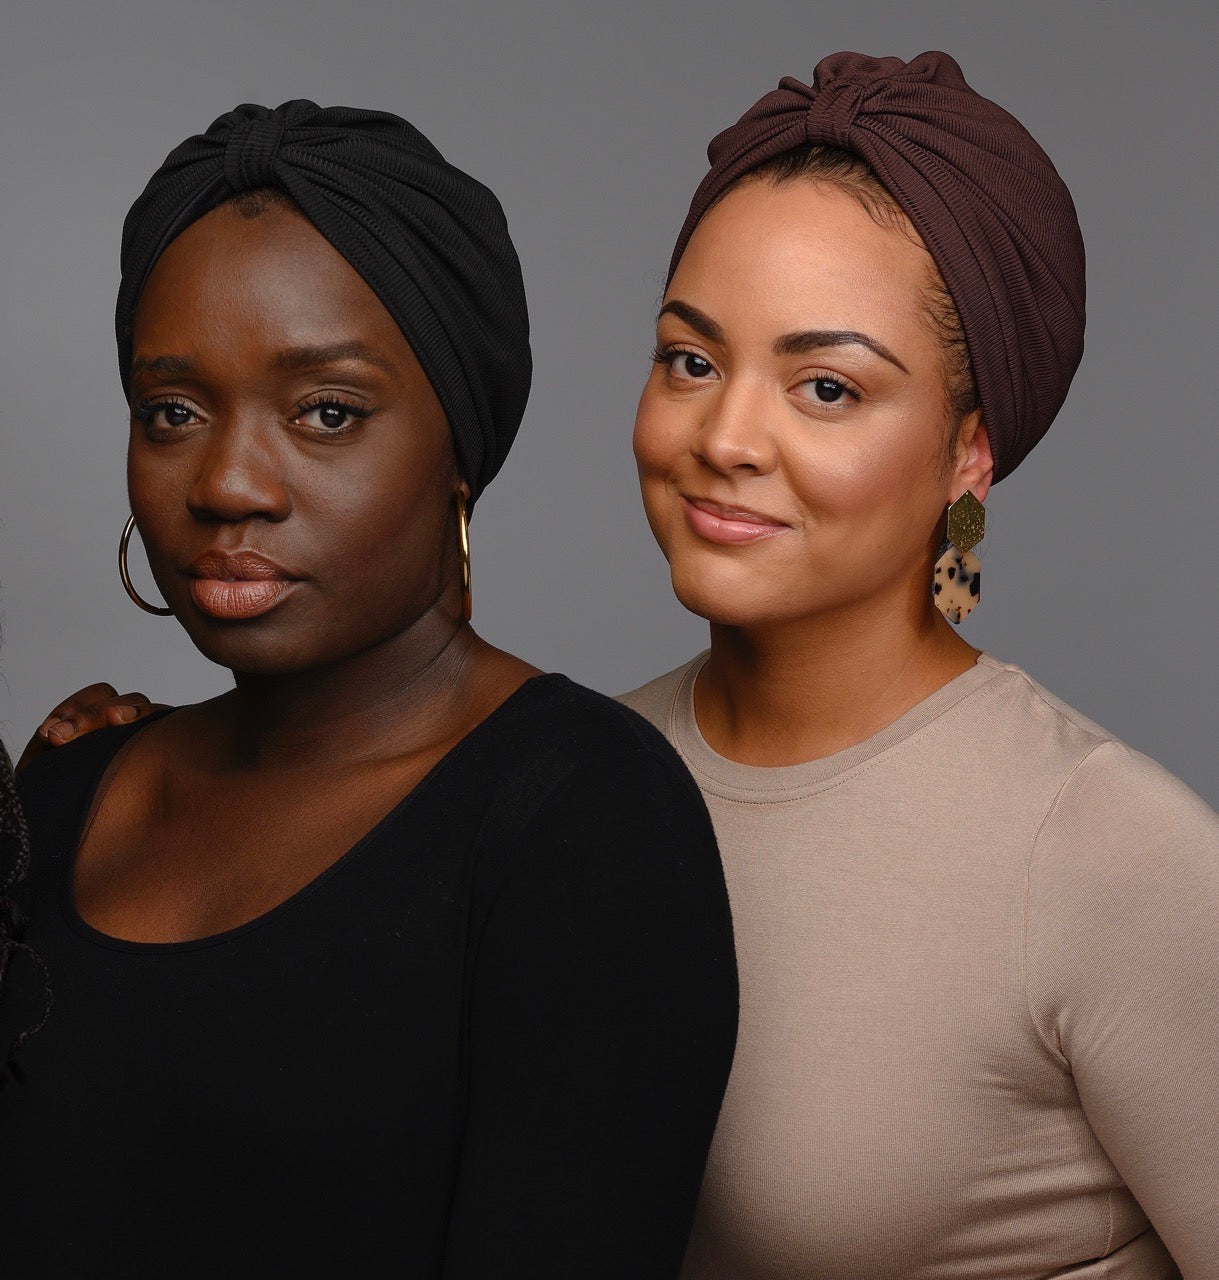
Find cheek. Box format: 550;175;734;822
126;440;195;557
318;463;447;587
782;412;945;547
632;378;689;475
631;391;686;549
787;446;895;530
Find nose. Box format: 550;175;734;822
186;419;291;525
691;376;778;476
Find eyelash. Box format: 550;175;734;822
292;395;372;434
800;370;863;404
131;397;196;434
651;343;716;378
652;342;698;362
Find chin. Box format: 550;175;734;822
668;561;808;629
175;615;319;678
192;641;316;678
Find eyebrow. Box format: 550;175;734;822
129;354;194;378
657;300;725;346
773;329;909;374
658;299;909;374
271;342;396;375
128;342;396;381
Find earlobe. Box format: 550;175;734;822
956;414;994;504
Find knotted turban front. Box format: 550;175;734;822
116;101;531;500
668;52;1086;482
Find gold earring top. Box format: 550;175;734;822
946;491;986;553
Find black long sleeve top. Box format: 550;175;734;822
0;675;737;1278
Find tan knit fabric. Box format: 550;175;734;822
621;654;1219;1279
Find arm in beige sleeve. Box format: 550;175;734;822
1026;741;1219;1278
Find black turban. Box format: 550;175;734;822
668;52;1086;482
116;101;531;499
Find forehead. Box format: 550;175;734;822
670;178;935;339
132;202;408;360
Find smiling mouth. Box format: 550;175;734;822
681;496;790;545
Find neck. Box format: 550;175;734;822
212;609;485;769
696;588;980;767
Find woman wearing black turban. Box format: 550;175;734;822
622;52;1219;1275
0;102;737;1277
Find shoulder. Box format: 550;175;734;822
973;657;1216;837
14;720;150;870
1053;736;1215;830
966;656;1112;759
17;720;140;814
1013;671;1219;975
615;654;706;737
464;676;729;927
467;672;711;822
491;672;692;774
1032;737;1218;887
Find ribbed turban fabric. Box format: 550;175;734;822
116;101;531;499
668;52;1085;482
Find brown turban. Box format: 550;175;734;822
668;52;1085;482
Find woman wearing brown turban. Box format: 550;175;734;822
623;52;1219;1276
0;102;737;1277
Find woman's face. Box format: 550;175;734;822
633;177;988;630
128;201;463;676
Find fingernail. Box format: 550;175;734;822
115;706;138;723
48;721;75;743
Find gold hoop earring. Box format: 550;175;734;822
933;491;985;624
119;514;173;616
455;492;472;623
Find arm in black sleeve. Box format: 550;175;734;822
442;745;738;1279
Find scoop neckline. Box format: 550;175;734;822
60;672;562;955
668;652;1005;803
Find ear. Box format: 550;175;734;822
952;412;994;504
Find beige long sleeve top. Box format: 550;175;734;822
621;654;1219;1279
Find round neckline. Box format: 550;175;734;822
667;652;1005;803
60;672;562;954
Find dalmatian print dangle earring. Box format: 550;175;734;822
933;491;986;624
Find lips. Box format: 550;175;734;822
187;551;300;621
681;495;791;546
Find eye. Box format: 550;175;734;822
131;398;200;434
811;378;847;403
674;352;715;380
793;372;862;407
293;398;371;434
652;344;718;382
162;402;194;426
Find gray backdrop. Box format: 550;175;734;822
1;0;1215;807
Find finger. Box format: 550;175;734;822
104;694;156;725
43;716;83;744
20;712;88;767
51;692;151;738
35;683;120;736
